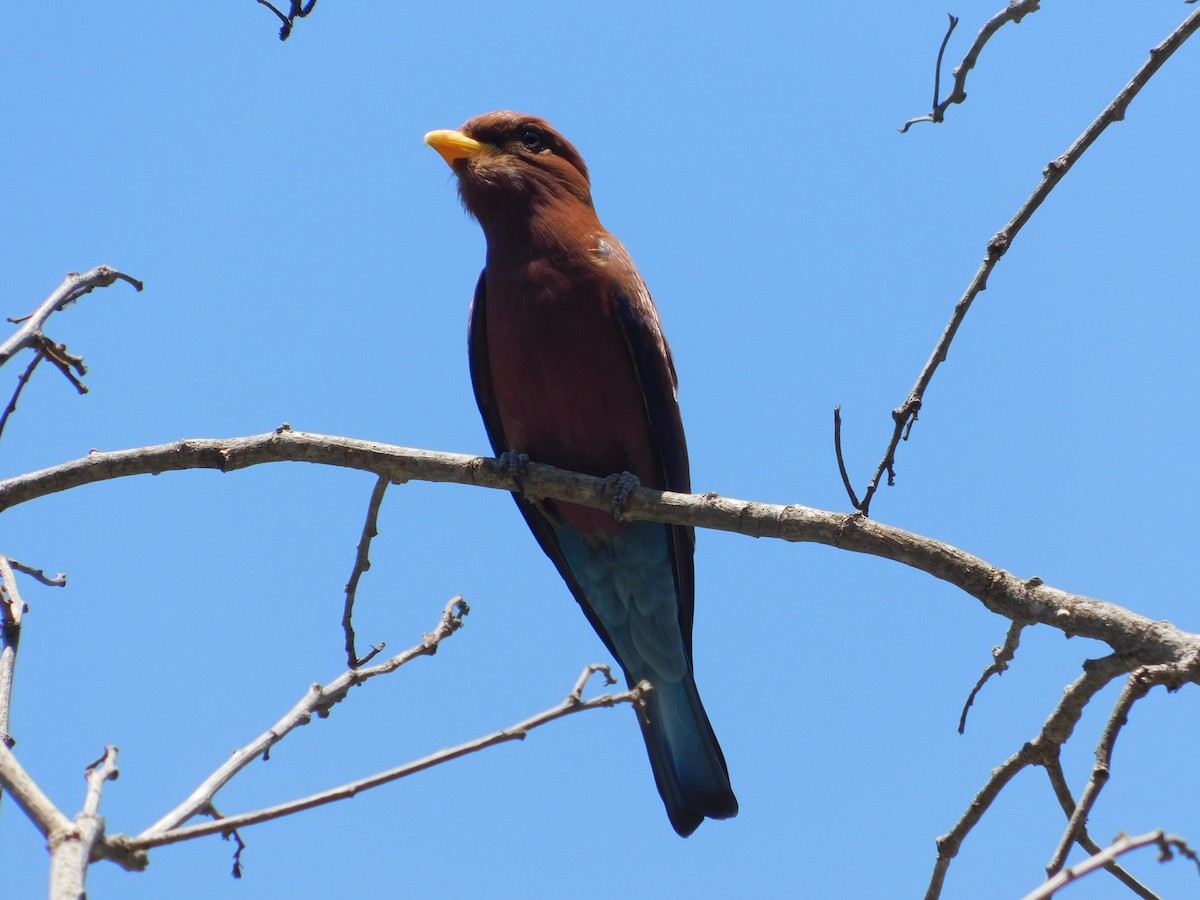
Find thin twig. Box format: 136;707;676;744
930;14;958;111
112;669;646;855
1043;755;1158;898
137;596;468;838
7;559;66;587
832;407;861;509
958;620;1025;733
900;1;1042;131
570;663;617;700
0;352;44;444
862;6;1200;515
926;753;1027;900
1022;830;1200;900
343;475;390;667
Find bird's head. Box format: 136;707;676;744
425;111;596;240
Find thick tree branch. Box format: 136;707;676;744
2;432;1197;671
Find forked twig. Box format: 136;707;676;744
859;6;1200;515
900;1;1043;131
1045;666;1178;876
926;655;1136;898
137;596;468;839
111;667;646;857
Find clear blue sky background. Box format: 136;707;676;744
2;3;1198;898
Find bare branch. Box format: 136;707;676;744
927;654;1137;898
0;555;66;759
900;1;1042;131
1022;830;1200;900
139;595;467;838
111;668;646;855
0;267;142;371
6;559;66;588
343;474;390;667
3;432;1198;672
1046;665;1183;876
570;663;617;700
926;750;1028;900
0;742;73;840
0;557;25;750
861;6;1200;514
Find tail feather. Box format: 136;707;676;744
636;672;738;836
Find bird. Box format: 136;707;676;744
425;111;737;836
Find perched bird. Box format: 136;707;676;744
425;111;737;836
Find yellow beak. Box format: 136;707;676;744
424;129;488;168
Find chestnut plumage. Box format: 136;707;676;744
426;111;737;836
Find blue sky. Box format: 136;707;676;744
2;2;1198;897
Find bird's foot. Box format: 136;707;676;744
604;471;641;521
499;450;530;493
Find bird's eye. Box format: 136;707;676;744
520;129;546;152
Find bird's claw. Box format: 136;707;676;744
499;450;530;493
605;471;641;521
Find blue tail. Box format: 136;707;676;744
634;668;737;836
549;519;737;834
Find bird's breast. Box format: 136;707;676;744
484;259;662;525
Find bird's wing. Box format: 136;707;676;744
610;271;697;653
467;271;510;455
